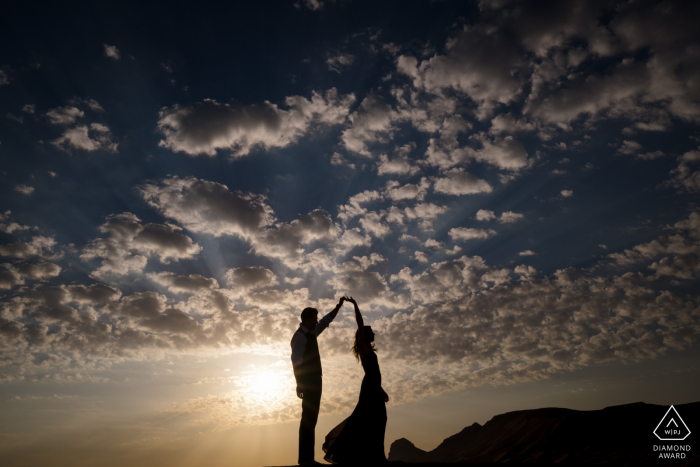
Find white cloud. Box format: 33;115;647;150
519;250;536;256
148;272;219;294
397;26;525;118
341;94;395;157
490;113;536;135
157;89;354;158
0;262;61;289
448;227;496;241
404;203;448;230
103;44;121;60
0;236;58;260
433;169;493;196
413;251;429;263
337;190;382;222
473;135;529;171
81;213;202;279
561;189;574;197
499;211;524;224
618;140;643;155
14;184;34;196
327;53;354;73
250;209;338;264
52;124;118;153
140;176;274;238
475;210;523;223
330;152;355;169
0;70;8;86
424;238;442;249
359;211;391;238
0;211;34;234
70;97;104;112
670;147;700;192
475;209;496;221
22;104;35;114
384;178;430;201
377;153;420;176
46;106;83;125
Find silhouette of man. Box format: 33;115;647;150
291;298;345;465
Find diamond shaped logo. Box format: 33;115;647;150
654;406;691;441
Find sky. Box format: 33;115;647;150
1;0;700;465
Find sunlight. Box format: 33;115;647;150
247;371;286;400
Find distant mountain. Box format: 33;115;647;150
389;401;699;464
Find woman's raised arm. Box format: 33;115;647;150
346;296;369;358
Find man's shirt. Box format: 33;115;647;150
290;312;335;368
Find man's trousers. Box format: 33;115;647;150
299;380;322;463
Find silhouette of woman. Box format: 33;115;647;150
323;296;388;464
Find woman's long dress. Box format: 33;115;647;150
323;350;387;464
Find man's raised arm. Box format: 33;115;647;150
315;297;345;336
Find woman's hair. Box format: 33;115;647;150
351;326;377;362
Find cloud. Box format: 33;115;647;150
225;267;278;291
81;213;202;279
0;236;58;260
46;106;83;125
330;152;355;169
397;26;525;117
0;70;8;86
103;44;120;60
424;238;442;249
424;118;529;172
384;178;430;201
22;104;35;114
377;153;420;176
607;212;700;280
404;203;449;230
433;169;493;196
475;209;523;223
670;147;700;192
519;250;536;256
448;227;496;241
489;113;536;135
475;209;496;221
337;190;382;222
70;97;104;112
413;251;429;263
473;135;530;171
0;211;34;234
341;94;395;157
52;124;118;152
14;184;34;195
296;0;335;11
148;272;219;294
139;176;274;238
561;190;574;197
157;89;354;157
499;211;524;224
250;209;338;264
618;140;643;155
359;211;391;238
327;53;354;73
0;262;61;289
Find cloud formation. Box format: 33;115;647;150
81;213;202;279
103;44;120;60
157;89;354;157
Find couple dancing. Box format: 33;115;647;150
290;296;388;465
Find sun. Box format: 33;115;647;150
248;371;285;400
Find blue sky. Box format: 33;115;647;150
1;1;699;465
